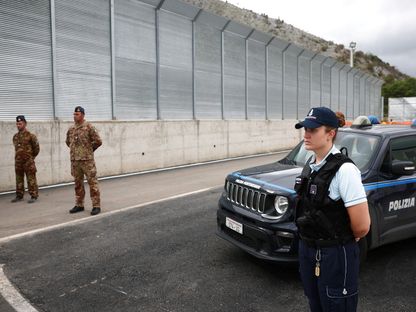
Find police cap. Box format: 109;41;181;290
295;107;339;129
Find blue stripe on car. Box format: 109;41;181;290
364;178;416;191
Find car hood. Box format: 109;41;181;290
233;162;302;193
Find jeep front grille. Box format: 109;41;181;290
225;181;266;213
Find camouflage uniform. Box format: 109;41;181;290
66;121;102;208
13;130;40;199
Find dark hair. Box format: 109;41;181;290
335;111;346;127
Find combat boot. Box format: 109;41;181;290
69;206;84;213
28;197;37;204
11;196;23;203
91;207;101;216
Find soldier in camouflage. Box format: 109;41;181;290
11;115;40;203
66;106;102;216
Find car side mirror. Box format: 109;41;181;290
391;160;415;176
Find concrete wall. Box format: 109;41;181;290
0;120;301;192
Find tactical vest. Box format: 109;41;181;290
294;153;354;242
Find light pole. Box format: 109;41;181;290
349;41;356;67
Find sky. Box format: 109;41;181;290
227;0;416;77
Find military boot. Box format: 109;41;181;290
91;207;101;216
11;196;23;203
28;197;38;204
69;206;84;213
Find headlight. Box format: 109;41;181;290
274;196;289;215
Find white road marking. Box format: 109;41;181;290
0;264;39;312
0;151;287;195
0;186;222;311
0;186;221;245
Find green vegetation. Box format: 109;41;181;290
383;77;416;98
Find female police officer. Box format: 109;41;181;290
294;107;370;312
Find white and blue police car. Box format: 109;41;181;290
217;117;416;262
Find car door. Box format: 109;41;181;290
376;135;416;245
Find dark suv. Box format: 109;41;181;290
217;124;416;262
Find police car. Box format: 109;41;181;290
216;117;416;262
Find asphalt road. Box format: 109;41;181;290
0;153;283;239
1;152;416;312
1;188;416;312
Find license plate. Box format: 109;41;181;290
225;217;243;234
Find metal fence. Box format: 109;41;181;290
0;0;383;121
388;97;416;121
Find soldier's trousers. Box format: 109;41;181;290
71;160;100;208
15;159;38;198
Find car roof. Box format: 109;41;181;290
340;125;415;138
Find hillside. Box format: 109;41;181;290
183;0;408;81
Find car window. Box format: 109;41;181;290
335;133;380;172
284;132;380;172
289;143;314;166
391;136;416;165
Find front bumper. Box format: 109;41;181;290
216;204;299;263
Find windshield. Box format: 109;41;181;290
283;131;381;172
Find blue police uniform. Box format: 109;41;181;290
298;147;366;312
295;107;367;312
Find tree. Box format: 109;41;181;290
382;78;416;98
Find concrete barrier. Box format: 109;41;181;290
0;120;301;192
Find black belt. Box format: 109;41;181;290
300;235;354;248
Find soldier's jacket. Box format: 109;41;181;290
66;121;102;161
13;130;40;162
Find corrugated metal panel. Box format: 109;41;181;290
160;0;200;19
225;21;252;38
269;37;290;50
159;10;192;119
267;45;283;119
283;45;302;119
353;73;361;117
346;68;357;119
373;79;379;116
194;22;221;119
195;10;228;30
223;31;245;119
310;55;325;108
0;0;53;120
368;79;374;115
321;63;332;107
359;75;366;115
114;0;156;120
247;40;265;119
375;81;380;116
250;30;272;44
330;63;342;112
298;51;313;118
365;78;371;115
54;0;112;120
376;80;383;117
139;0;162;7
339;66;348;114
0;0;378;122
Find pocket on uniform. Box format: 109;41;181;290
325;286;358;312
326;286;358;298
